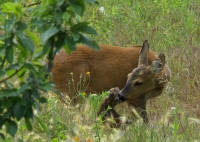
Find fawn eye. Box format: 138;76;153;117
135;81;143;86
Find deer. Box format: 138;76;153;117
52;40;171;123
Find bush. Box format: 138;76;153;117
0;0;98;139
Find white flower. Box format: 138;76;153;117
49;118;53;124
99;6;105;13
170;107;176;110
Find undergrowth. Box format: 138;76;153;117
3;0;200;141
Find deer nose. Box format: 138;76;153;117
117;93;127;102
119;95;127;102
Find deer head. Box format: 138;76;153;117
118;40;166;101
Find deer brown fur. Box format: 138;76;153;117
52;40;171;123
52;44;157;95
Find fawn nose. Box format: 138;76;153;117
117;93;127;102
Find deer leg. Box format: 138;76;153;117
127;87;164;123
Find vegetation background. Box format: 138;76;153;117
1;0;200;141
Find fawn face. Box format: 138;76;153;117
118;40;166;101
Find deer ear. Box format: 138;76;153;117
151;53;165;73
138;40;149;66
157;53;165;66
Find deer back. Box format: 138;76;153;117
52;44;169;98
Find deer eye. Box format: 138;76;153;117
134;81;143;86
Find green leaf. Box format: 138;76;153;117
0;133;5;140
0;90;17;98
3;38;11;48
19;35;35;54
33;5;54;18
16;44;29;60
0;119;4;128
63;44;71;54
26;108;33;119
15;22;27;35
86;0;97;3
77;26;97;35
34;39;52;60
13;103;26;120
25;30;40;47
24;62;37;73
0;37;7;44
16;84;30;94
17;67;26;79
0;69;6;78
71;32;80;41
32;89;40;99
62;12;71;22
33;50;44;60
54;11;63;24
73;22;89;29
18;53;23;63
39;82;52;91
0;118;6;129
6;69;15;76
55;36;65;52
3;108;12;119
7;63;21;70
79;34;99;50
64;37;76;51
43;40;52;55
18;98;27;106
1;2;23;18
33;101;40;115
35;116;49;134
6;120;17;137
13;103;20;117
70;4;83;16
32;20;46;29
4;19;14;35
39;97;47;103
1;101;14;109
25;117;32;131
41;27;59;44
5;45;14;63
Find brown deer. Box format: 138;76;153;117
52;40;171;122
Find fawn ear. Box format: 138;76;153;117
138;40;149;66
151;53;165;73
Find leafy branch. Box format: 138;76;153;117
0;0;99;139
0;66;24;84
27;2;41;7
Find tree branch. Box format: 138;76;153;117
44;39;55;79
0;66;24;84
24;2;42;7
1;57;6;67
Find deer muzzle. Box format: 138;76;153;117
117;90;128;102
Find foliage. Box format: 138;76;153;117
11;0;199;141
0;0;98;139
1;0;200;141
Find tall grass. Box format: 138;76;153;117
6;0;200;141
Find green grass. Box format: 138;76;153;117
4;0;200;141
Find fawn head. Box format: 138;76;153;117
118;40;166;101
